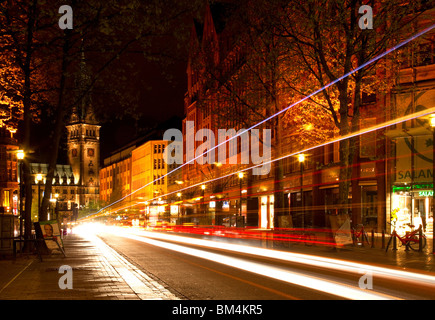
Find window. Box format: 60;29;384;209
362;92;376;105
416;42;434;66
3;190;10;207
360;118;377;158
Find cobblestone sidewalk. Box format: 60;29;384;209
0;232;181;300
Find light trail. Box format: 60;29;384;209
97;225;400;300
84;104;435;220
81;23;435;220
110;226;435;287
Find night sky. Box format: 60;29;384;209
98;58;186;161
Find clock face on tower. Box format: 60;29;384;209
72;149;78;157
88;148;94;157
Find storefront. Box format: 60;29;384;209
387;128;434;235
391;185;433;234
387;88;435;236
259;195;274;229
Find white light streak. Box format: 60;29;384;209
107;227;397;300
82;23;435;220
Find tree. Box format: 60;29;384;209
254;0;433;227
1;0;206;227
187;0;337;227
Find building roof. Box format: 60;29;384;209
30;163;74;179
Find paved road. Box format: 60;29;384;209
96;227;435;300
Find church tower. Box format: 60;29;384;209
66;49;100;208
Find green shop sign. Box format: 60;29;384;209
392;184;433;193
418;191;434;197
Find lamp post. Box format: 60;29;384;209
430;115;435;254
201;184;206;223
298;154;305;229
49;193;59;221
36;173;43;221
17;150;24;238
49;198;56;221
177;192;182;224
238;172;244;217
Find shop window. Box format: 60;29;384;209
323;142;341;165
415;41;434;67
361;186;378;227
362;92;376;105
3;190;10;207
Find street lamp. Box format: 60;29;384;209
17;150;25;161
238;172;244;218
298;154;305;229
49;197;57;221
201;185;206;223
17;150;25;238
177;192;182;224
430;115;435;254
36;173;43;220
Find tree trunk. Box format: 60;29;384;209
22;0;37;245
40;30;72;221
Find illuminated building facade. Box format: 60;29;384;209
131;140;169;225
0;127;19;215
29;163;77;223
99;146;133;206
182;2;435;234
385;12;435;236
65;52;100;210
65;104;100;209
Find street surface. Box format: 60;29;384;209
78;224;435;300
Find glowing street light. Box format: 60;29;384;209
17;150;25;160
430;115;435;254
298;154;305;229
17;150;25;237
238;172;244;226
36;173;43;220
177;192;182;223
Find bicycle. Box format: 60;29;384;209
385;222;427;251
351;224;370;246
272;229;317;247
292;230;317;246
